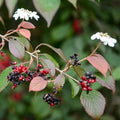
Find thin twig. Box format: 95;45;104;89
55;67;79;83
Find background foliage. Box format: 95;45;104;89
0;0;120;120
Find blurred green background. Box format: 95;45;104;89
0;0;120;120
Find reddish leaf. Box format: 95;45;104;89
19;29;31;40
29;77;47;92
80;90;106;119
54;74;65;89
18;21;35;29
97;74;116;94
87;54;111;77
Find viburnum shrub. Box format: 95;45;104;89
0;8;117;120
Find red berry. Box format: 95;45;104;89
73;19;81;34
82;87;87;91
38;64;42;68
87;87;92;91
50;103;55;106
81;76;86;80
91;79;95;83
12;84;17;89
19;77;23;81
88;79;92;83
84;83;88;88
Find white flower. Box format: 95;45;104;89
91;32;117;47
13;8;39;21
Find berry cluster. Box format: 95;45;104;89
70;53;81;66
43;88;61;107
7;62;50;89
79;72;96;94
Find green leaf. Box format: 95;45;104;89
68;0;77;8
33;0;60;27
80;90;106;119
8;36;25;60
5;0;18;17
54;73;65;89
72;65;85;78
40;58;56;77
37;43;67;62
112;66;120;80
0;0;3;7
0;66;12;92
68;78;79;98
91;81;102;90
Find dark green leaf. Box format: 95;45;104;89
33;0;60;27
0;67;12;92
37;43;67;62
80;90;106;119
68;78;79;98
72;65;85;78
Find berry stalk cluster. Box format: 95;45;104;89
79;72;96;94
43;88;61;107
70;53;81;66
7;62;50;89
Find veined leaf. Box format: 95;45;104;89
87;54;111;77
29;77;47;92
80;90;106;119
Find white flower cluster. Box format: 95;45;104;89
13;8;39;21
91;32;117;47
